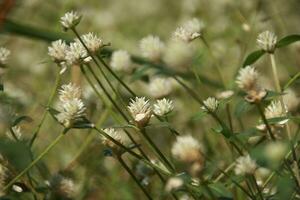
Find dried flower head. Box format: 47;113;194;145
139;35;165;62
265;101;288;125
153;98;174;116
148;77;173;98
66;41;91;65
165;177;183;192
128;97;152;128
0;47;10;66
101;128;131;155
257;30;277;53
81;32;104;53
234;155;257;175
173;18;203;42
48;40;68;63
60;11;81;30
110;50;133;73
201;97;219;112
50;174;76;198
56;83;86;128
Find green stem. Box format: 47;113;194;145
3;129;67;191
250;175;264;200
255;103;276;141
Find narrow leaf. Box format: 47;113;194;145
276;34;300;48
242;50;265;67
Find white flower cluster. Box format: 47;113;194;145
234;155;257;175
153;98;174;116
60;11;81;30
257;30;277;53
139;35;165;62
110;50;133;73
48;40;68;63
148;77;174;98
264;101;288;125
50;174;76;198
128;97;152;127
56;83;86;128
0;47;10;66
201;97;219;112
173;18;203;42
81;32;104;53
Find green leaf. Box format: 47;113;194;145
266;116;289;125
72;117;94;129
276;34;300;48
284;71;300;89
242;50;265;67
212;126;231;138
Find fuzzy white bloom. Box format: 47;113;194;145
110;50;133;73
148;77;173;98
265;142;287;162
101;128;131;154
171;135;203;162
164;40;195;70
48;40;68;63
235;155;257;175
50;174;76;198
128;97;152;127
257;31;277;53
265;101;288;125
236;66;259;91
81;32;103;53
153;98;174;116
0;47;10;65
139;35;165;61
283;89;299;112
66;41;91;65
201;97;219;112
56;83;86;128
173;18;203;42
165;177;183;192
60;11;81;30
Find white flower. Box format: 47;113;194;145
283;89;299;112
60;11;81;30
173;18;203;42
165;177;183;192
56;83;86;128
48;40;68;63
50;174;76;198
153;98;174;116
216;90;234;99
110;50;133;73
0;47;10;65
66;41;91;65
139;35;165;61
81;32;103;53
128;97;152;127
201;97;219;112
257;31;277;53
236;66;259;92
171;135;203;163
148;77;173;98
101;128;131;154
265;101;288;125
235;155;257;175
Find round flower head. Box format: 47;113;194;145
173;18;203;42
128;97;152;128
48;40;68;63
153;98;174;116
257;30;277;53
58;83;81;102
60;11;81;30
264;101;288;125
0;47;10;66
66;41;91;65
139;35;165;62
148;77;174;98
81;32;104;53
110;50;133;73
101;128;131;155
49;174;76;198
234;155;257;175
201;97;219;112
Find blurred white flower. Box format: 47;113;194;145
265;101;288;125
58;83;81;102
48;40;68;63
153;98;174;116
165;177;183;192
201;97;219;112
50;174;76;198
234;155;257;175
66;41;91;65
60;11;81;30
0;47;10;66
110;50;133;73
257;30;277;53
283;89;299;112
139;35;165;61
101;128;131;154
148;77;173;98
265;142;287;162
81;32;104;53
173;18;203;42
216;90;234;99
128;97;152;128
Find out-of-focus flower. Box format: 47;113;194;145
173;18;204;42
148;77;173;98
66;41;91;65
216;90;234;99
6;126;23;141
234;155;257;175
283;89;299;112
60;11;81;30
56;83;86;128
101;128;131;155
201;97;219;112
265;101;288;125
257;31;277;53
128;97;152;128
153;98;173;116
236;66;266;103
139;35;165;62
49;174;76;198
110;50;133;73
0;47;10;66
81;32;104;53
265;142;287;162
165;177;183;192
48;40;68;63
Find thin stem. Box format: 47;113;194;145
3;130;67;191
29;68;61;147
250;175;264;200
255;102;276;140
117;156;153;200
